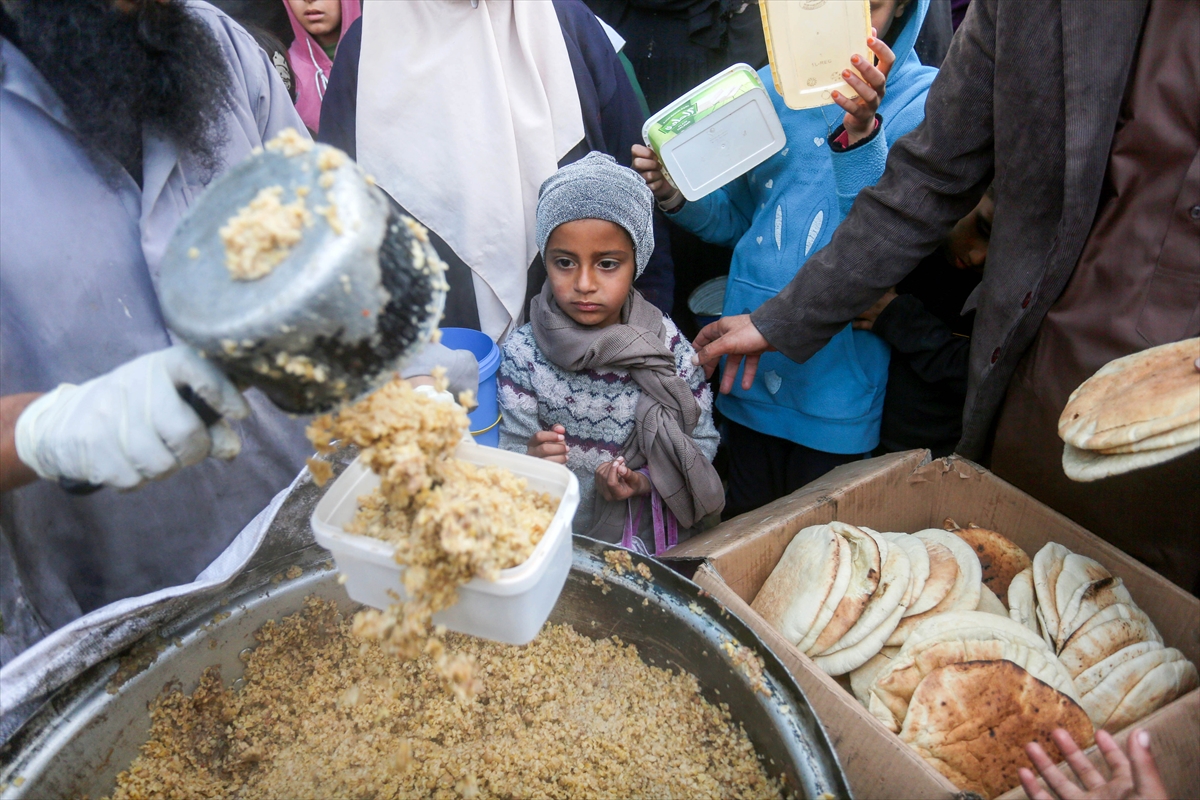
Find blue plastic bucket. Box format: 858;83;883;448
438;328;502;447
688;276;728;329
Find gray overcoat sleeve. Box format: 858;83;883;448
750;0;998;365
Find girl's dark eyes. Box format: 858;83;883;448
597;259;621;271
553;258;575;269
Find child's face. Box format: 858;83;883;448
288;0;342;42
943;193;995;274
870;0;911;42
545;220;637;329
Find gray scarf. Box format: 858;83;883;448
530;283;725;534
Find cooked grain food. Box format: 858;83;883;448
107;598;782;800
220;184;313;281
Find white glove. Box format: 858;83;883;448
15;346;250;490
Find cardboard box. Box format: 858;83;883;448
664;451;1200;799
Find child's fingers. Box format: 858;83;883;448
546;453;568;465
1050;728;1105;791
866;35;896;77
1128;729;1169;799
1025;741;1084;800
843;68;879;106
631;143;655;160
1017;767;1056;800
850;54;887;95
830;90;865;119
551;424;566;435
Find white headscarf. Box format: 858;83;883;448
356;0;585;340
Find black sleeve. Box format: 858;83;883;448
316;16;361;157
871;294;971;390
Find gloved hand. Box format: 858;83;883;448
14;346;250;490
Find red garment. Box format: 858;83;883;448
283;0;361;132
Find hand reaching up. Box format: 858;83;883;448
1019;728;1168;800
831;30;896;146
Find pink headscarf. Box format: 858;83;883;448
283;0;361;132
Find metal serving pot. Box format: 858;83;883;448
0;539;850;799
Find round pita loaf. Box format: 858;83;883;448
1059;616;1160;678
1057;577;1135;650
899;660;1094;800
813;600;907;676
881;531;928;608
820;530;912;656
886;530;982;647
1054;553;1111;632
1007;567;1039;635
945;519;1031;600
1033;542;1070;641
795;534;854;653
1062;602;1159;659
1075;640;1164;696
1035;604;1056;650
1098;420;1200;454
1059;337;1200;450
750;525;843;646
1062;438;1200;482
808;523;882;654
1102;656;1199;733
1080;647;1183;729
903;540;957;618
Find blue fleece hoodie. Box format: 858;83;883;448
669;0;937;455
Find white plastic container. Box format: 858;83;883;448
761;0;872;110
642;63;786;202
310;441;580;645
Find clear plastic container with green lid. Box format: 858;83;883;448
641;63;787;202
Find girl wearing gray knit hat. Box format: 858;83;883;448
498;152;724;555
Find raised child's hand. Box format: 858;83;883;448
1018;728;1168;800
630;144;684;211
595;457;651;502
527;425;568;464
831;29;896;146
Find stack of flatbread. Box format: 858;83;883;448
751;520;1030;677
753;520;1198;799
1008;543;1197;731
1059;337;1200;482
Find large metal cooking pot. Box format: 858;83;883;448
0;539;850;799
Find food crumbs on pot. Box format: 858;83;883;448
626;607;633;614
264;127;312;157
104;599;782;800
318;172;335;190
12;777;24;788
636;562;652;581
285;565;303;581
604;549;634;575
642;598;650;607
336;573;348;585
306;457;333;487
220;185;312;281
271;573;283;585
317;148;346;172
720;641;771;698
688;602;704;615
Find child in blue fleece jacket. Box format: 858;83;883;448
633;0;937;517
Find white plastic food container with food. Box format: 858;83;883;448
642;63;786;202
310;441;580;645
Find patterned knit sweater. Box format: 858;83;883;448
498;317;720;538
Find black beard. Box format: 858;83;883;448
12;0;233;181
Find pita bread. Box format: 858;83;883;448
899;660;1093;800
1007;567;1038;635
903;540;957;618
886;530;982;647
1054;553;1111;632
1033;542;1070;642
1035;604;1056;650
814;600;907;676
1098;420;1200;454
820;530;912;657
1062;602;1159;658
976;584;1008;617
1062;439;1200;482
849;646;900;706
945;519;1031;599
1059;616;1160;678
881;531;928;609
1075;640;1164;696
1059;337;1200;450
1102;656;1199;733
795;534;854;653
1080;647;1183;729
751;525;843;646
808;523;882;655
1057;577;1136;650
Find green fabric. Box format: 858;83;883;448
321;40;338;62
618;51;652;120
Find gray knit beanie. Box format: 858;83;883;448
535;152;655;278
